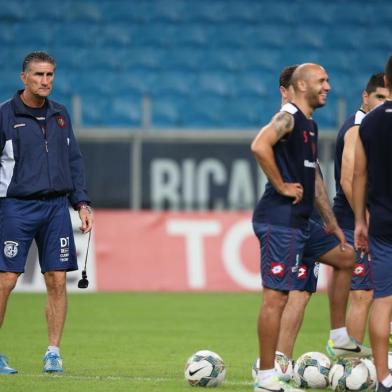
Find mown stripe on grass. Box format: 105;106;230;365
10;374;252;385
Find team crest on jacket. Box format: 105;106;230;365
4;241;19;258
56;115;66;128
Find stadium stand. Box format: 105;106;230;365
0;0;391;129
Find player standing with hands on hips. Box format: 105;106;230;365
251;63;357;392
0;51;93;374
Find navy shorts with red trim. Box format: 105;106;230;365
252;222;309;291
343;229;372;291
296;218;340;293
369;235;391;299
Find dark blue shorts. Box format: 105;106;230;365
369;235;391;299
0;196;78;274
293;218;340;293
343;229;372;291
252;223;309;291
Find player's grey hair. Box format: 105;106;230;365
22;51;56;72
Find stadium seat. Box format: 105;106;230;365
193;71;236;97
110;95;142;126
82;94;140;127
181;95;225;127
63;1;103;22
223;97;265;128
163;47;206;71
234;72;269;97
152;71;196;96
51;23;101;46
81;96;110;126
153;97;183;127
187;1;232;23
0;2;26;20
100;0;151;22
0;70;20;103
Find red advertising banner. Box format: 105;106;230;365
94;211;330;292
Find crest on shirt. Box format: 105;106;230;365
56;115;66;128
4;241;19;258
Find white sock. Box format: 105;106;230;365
46;346;60;356
257;368;276;383
329;327;350;346
382;373;392;388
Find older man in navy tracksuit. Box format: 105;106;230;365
0;51;93;374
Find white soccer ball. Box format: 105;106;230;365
329;357;374;391
293;351;331;388
184;350;226;387
251;351;294;382
361;358;377;390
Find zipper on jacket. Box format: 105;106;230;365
41;125;48;152
40;123;52;188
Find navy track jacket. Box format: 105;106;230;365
0;91;90;208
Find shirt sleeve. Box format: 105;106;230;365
358;115;371;157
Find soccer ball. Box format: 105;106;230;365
329;357;374;391
293;351;331;388
361;358;377;390
251;351;294;382
184;350;226;387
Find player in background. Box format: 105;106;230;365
251;63;357;392
353;54;392;392
333;72;388;345
0;51;93;374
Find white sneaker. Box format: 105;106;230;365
254;376;303;392
326;337;372;358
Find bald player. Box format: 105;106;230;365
251;63;363;392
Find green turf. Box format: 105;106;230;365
0;292;346;391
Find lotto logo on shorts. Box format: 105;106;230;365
270;262;285;278
4;241;19;258
297;265;308;280
353;264;366;277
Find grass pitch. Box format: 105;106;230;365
0;292;341;391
